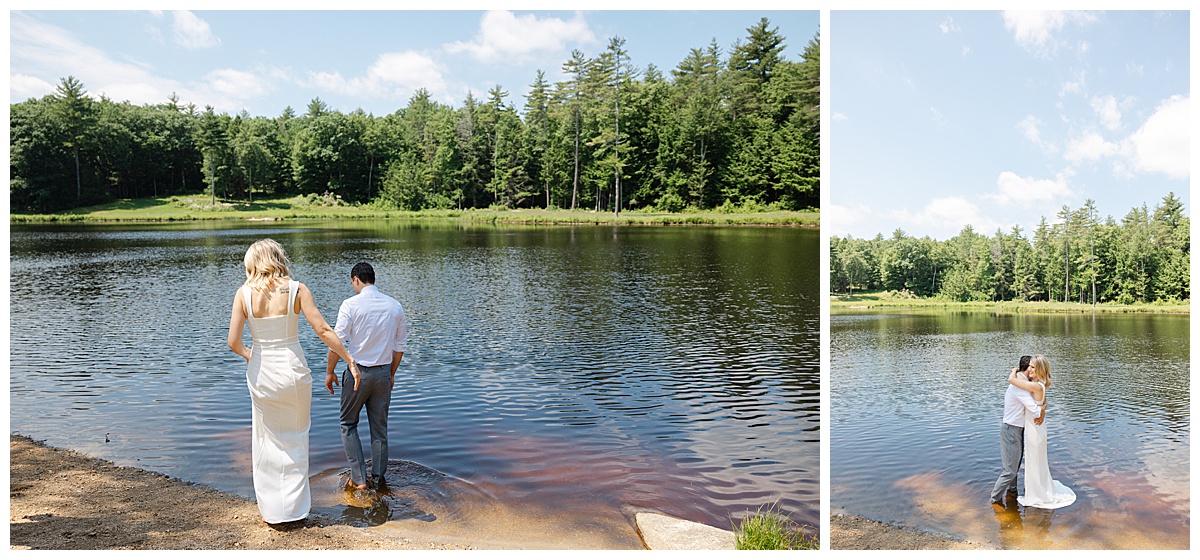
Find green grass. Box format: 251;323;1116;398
832;290;1189;314
9;195;819;227
733;502;818;550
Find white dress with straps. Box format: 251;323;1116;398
242;280;312;523
1018;381;1076;509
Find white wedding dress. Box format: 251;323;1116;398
1018;381;1076;509
243;281;312;523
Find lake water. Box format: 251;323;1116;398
9;220;819;548
831;310;1190;549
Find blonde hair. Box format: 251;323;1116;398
1031;355;1051;389
243;238;291;291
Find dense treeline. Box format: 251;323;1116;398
10;19;818;215
831;194;1189;304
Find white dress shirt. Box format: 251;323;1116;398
1003;372;1042;427
333;285;407;367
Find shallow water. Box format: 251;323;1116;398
831;310;1190;549
9;220;819;546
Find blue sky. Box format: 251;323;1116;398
828;10;1190;240
9;7;818;118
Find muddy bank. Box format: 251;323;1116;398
830;513;991;550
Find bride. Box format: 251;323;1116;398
1008;354;1076;509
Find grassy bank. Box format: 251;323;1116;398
832;290;1189;314
9;195;818;227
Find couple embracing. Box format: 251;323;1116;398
990;354;1076;511
226;239;407;524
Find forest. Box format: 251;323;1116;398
830;194;1190;305
10;19;818;215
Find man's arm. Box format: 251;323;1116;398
1013;388;1043;421
326;302;352;395
389;351;404;390
389;304;408;388
390;351;404;376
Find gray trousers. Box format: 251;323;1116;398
339;364;392;486
990;422;1025;503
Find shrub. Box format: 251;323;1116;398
300;191;346;207
655;192;686;213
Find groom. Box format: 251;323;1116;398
326;262;408;491
990;355;1045;508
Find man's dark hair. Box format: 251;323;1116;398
351;262;375;284
1019;355;1032;372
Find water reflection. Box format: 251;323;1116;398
10;220;819;543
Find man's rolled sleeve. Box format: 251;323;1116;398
334;302;352;345
393;307;407;353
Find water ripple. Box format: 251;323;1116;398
11;222;820;532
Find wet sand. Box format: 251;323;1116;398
9;434;480;550
830;513;990;550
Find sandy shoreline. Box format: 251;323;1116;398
10;432;987;551
829;513;990;550
9;434;475;550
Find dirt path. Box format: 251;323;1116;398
9;435;472;550
830;513;991;550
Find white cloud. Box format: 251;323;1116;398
962;46;972;56
171;11;220;50
1059;71;1085;97
9;13;274;112
308;51;453;103
369;52;447;91
204;68;272;99
940;16;960;34
930;107;947;126
1126;62;1145;76
824;203;872;237
445;10;596;64
1002;11;1097;54
986;171;1074;206
832;112;849;121
1017;115;1058;154
11;14;180;105
9;73;56;101
1125;95;1189;179
891;197;1000;235
1065;131;1120;162
1089;95;1122;130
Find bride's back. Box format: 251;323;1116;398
247;279;299;318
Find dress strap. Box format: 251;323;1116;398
241;285;255;319
287;280;299;316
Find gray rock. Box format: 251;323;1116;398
635;512;736;550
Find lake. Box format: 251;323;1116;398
831;310;1190;549
9;220;819;548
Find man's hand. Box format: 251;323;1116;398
325;372;339;395
1034;409;1046;426
348;360;361;391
